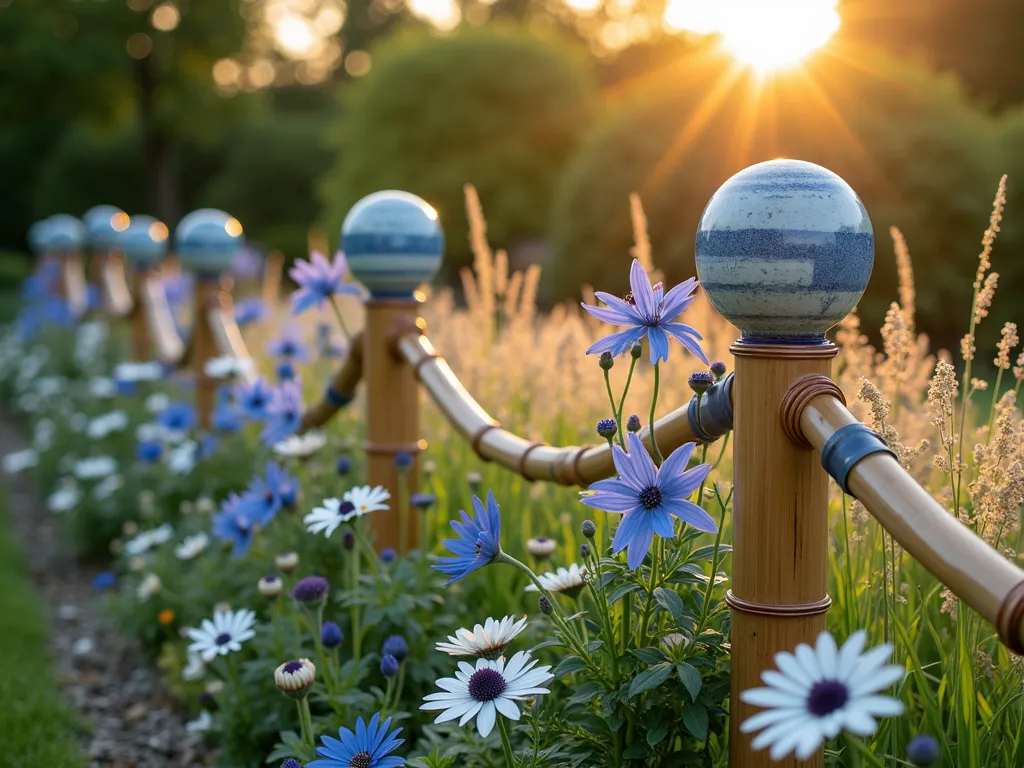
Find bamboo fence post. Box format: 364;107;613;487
174;209;245;430
43;214;89;317
121;215;169;361
84;206;130;317
341;191;444;552
695;160;875;768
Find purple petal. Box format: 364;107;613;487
664;499;718;533
663;324;709;364
582;302;639;326
647;326;670;364
587;477;633;494
611;508;648;554
663;321;704;341
661;462;712;500
659;278;699;320
629;259;656;321
585;326;647;358
658;441;696;483
650;508;675;538
626;525;655;570
593;291;644;322
580;490;639;513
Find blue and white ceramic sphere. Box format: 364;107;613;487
120;215;168;267
174;208;244;276
83;205;127;251
27;219;50;255
42;214;87;253
341;191;444;298
695;159;873;342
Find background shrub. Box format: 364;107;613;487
318;27;598;277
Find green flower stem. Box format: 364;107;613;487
397;471;410;555
583;548;620;684
603;369;618;434
394;662;406;711
620;593;631;655
649;363;663;466
328;295;352;342
844;733;885;768
695;442;709;509
382;676;396;715
349;548;362;662
691;489;729;645
297;696;315;750
711;430;730;471
615;357;639;450
497;715;517;768
637;538;663;649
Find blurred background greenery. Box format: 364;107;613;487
2;0;1023;352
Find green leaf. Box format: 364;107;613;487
647;722;669;746
608;581;642;604
554;656;588;676
653;587;686;622
682;704;709;742
628;662;673;699
676;663;703;702
689;544;733;561
632;646;670;665
623;741;651;759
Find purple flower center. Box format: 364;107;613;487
468;668;507;702
339;500;356;516
264;491;274;503
349;753;372;768
638;485;663;510
214;632;232;646
535;537;549;543
806;679;849;717
283;660;304;674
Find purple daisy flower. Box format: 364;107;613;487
580;432;716;569
267;326;310;362
308;712;405;768
434;491;503;584
291;575;330;605
212;491;270;557
581;259;708;365
289;250;362;317
235;297;267;327
235;376;274;420
261;380;304;446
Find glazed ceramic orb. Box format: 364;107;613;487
42;214;87;253
27;219;50;255
83;205;128;252
695;159;873;342
341;190;444;298
120;215;169;267
174;208;244;275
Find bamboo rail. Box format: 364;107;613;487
300;331;365;431
136;269;186;366
98;254;134;318
59;252;90;319
787;379;1024;653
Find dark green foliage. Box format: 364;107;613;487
549;49;1003;352
318;27;598;276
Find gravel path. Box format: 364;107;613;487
1;415;212;767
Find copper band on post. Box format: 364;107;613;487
518;442;546;482
780;374;847;449
413;352;441;376
471;423;501;461
364;441;424;456
730;341;839;360
726;590;833;617
997;581;1024;655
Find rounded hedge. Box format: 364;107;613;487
318;27;598;277
549;49;1002;351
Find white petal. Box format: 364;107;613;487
740;687;804;709
850;665;904;697
458;701;483;727
761;671;810;698
476;702;496;738
774;650;814;688
814;632;838;679
493;696;521;721
855;694;905;717
794;643;823;682
836;631;868;680
739;708;805;733
840;707;879;736
794;723;826;760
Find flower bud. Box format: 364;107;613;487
380;547;397;564
290;576;329;607
383;635;409;662
394;451;413;471
626;414;641;433
630;341;642;360
336;456;351;476
599;351;614;371
422;460;436;480
466;471;483;491
380;653;400;678
258;574;283;599
539;596;553;615
321;621;343;649
342;531;356;551
710;361;727;380
275;551;299;574
410;492;436;511
579;543;590;558
688;371;715;395
281;759;303;768
581;520;596;540
596;418;617;440
274;658;316;699
907;735;940;766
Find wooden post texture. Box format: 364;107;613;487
727;343;837;768
131;268;153;361
364;298;422;552
193;277;226;431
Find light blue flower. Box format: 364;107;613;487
261;380;303;446
159;401;198;433
234;297;266;327
235;377;273;420
212;492;265;557
267;327;310;362
434;491;503;584
581;258;708;365
307;712;405;768
581;432;716;569
289;250;362;316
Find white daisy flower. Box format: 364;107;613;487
69;413;88;433
33;419;56;452
92;473;124;500
137;573;163;601
182;654;206;681
114;361;164;383
2;448;38;475
36;376;65;398
47;480;81;514
524;563;588;598
145;392;171;413
420;650;554;738
203;355;254;379
740;630;905;762
186;609;257;662
343;485;391;516
525;536;557;559
168;441;197;476
73;456;117;480
124;523;174;556
303;497;355;539
89;376;117;398
272;431;327;459
175;532;210;560
185;710;214;733
435;615;529;659
136;422;167;443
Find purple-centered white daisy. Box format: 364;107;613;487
580;432;716;569
581;258;708;365
289;250;362;316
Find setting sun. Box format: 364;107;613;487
665;0;841;73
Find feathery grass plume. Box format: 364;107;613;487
926;358;959;476
464;183;495;322
858;378;927;470
504;270;523;323
628;193;662;285
890;226;915;330
995;322;1019;371
880;302;912;386
494;249;509;298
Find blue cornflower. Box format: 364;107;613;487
382;635;409;662
581;258;708;365
393;451;413;470
336;456;351;475
235;377;274;420
434;491;503;584
581;432;717;570
137;440;163;463
276;361;296;381
261;380;304;446
234;297;266;327
379;547;396;563
159;401;198;433
380;654;399;678
308;712;405;768
321;621;343;649
597;418;618;439
212;491;270;557
116;379;137;397
289;250;362;317
93;571;116;590
267;327;310;362
244;461;296;519
213;403;244;433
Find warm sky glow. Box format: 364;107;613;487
275;14;318;57
408;0;461;31
664;0;841;73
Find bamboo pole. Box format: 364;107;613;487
364;300;422;552
59;251;89;318
300;331;365;431
192;277;225;430
136;269;186;365
99;253;134;318
727;343;836;768
206;285;256;383
794;387;1024;653
262;250;284;304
